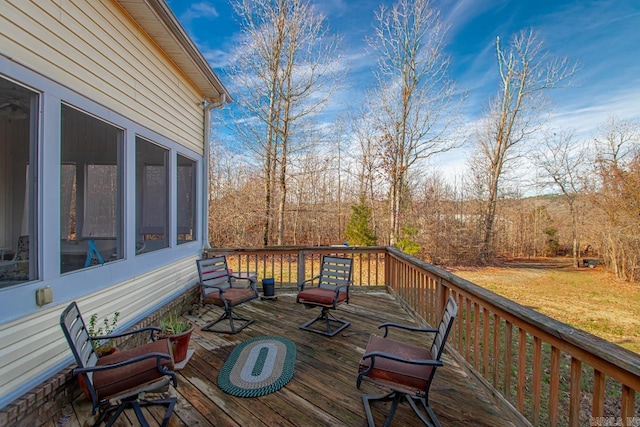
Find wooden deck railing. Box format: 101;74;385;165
204;246;387;287
205;246;640;427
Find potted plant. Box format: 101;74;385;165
87;311;120;357
158;313;194;363
78;311;119;399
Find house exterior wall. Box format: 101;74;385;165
1;0;205;154
0;0;216;410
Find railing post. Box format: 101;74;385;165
297;249;306;286
384;250;391;288
437;278;447;317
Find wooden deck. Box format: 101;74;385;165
52;291;527;426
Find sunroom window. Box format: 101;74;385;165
0;76;38;286
136;137;169;253
60;105;123;273
177;154;196;244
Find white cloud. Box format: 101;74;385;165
180;2;219;23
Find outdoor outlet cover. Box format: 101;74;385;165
36;286;53;307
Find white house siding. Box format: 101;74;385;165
0;255;198;405
0;0;205;154
0;0;223;410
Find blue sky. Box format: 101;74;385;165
167;0;640;174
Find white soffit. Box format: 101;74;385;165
115;0;231;103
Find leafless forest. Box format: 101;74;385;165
208;0;640;283
209;113;640;282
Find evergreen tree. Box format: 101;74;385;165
395;226;422;256
345;198;377;246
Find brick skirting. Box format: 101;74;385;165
0;286;200;427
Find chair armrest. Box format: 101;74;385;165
298;275;320;291
361;350;444;367
229;275;257;291
91;326;162;342
74;351;173;374
331;284;350;296
74;351;177;387
378;322;438;338
230;274;256;284
199;282;227;294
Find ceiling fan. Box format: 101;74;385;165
0;100;29;120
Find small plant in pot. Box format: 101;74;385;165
88;311;120;357
158;313;194;363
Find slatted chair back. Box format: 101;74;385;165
60;302;99;400
430;296;458;361
196;256;259;333
317;256;353;294
197;256;232;296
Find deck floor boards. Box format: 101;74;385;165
51;291;525;426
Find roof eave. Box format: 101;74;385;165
115;0;232;104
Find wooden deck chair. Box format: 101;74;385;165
356;296;458;427
296;256;352;336
60;301;177;427
196;256;259;334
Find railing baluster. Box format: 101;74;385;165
504;321;513;400
493;314;500;388
474;302;480;371
532;336;542;425
465;297;472;361
517;328;527;413
457;292;463;354
621;385;635;427
549;346;560;426
483;308;489;378
592;369;605;421
569;357;582;427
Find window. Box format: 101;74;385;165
0;77;38;286
136;137;169;253
177;154;196;243
60;105;123;273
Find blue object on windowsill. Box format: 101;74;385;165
84;240;105;267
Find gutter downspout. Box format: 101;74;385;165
203;94;226;250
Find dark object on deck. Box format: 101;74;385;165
59;301;177;427
357;295;458;427
262;277;275;297
197;256;259;334
582;258;600;268
296;256;352;336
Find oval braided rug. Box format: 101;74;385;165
217;335;296;397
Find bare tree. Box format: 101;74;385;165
225;0;341;245
475;28;579;263
367;0;462;245
348;106;385;240
591;115;640;280
534;129;586;265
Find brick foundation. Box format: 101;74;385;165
0;286;200;427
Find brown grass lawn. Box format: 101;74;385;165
449;257;640;354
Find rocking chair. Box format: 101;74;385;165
357;296;458;426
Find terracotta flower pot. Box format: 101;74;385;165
162;324;194;363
